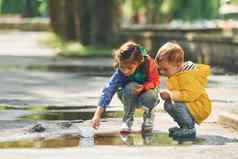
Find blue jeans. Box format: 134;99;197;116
164;100;195;129
121;82;159;127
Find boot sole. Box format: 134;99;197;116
172;136;196;142
120;130;131;135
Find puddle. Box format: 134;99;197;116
0;105;131;131
0;132;183;148
1;131;232;148
94;132;205;146
94;132;177;146
0;104;126;122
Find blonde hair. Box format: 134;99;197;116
112;41;144;68
155;42;184;65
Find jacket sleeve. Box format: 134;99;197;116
171;75;204;102
142;57;160;91
195;64;210;86
97;69;126;108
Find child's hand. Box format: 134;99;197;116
132;84;143;95
160;89;172;100
91;116;100;129
91;107;104;129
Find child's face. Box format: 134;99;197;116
119;63;138;76
157;60;181;77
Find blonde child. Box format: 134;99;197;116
155;42;211;141
91;41;160;133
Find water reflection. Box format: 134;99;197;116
0;131;237;148
80;137;94;147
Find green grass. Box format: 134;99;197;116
0;104;49;112
39;32;113;57
26;105;48;112
0;104;12;111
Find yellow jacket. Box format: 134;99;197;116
165;64;211;124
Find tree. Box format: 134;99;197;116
122;0;220;24
48;0;118;47
89;0;116;47
168;0;220;21
73;0;91;45
48;0;76;40
0;0;47;17
1;0;23;15
144;0;163;24
22;0;38;17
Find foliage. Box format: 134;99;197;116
0;104;12;111
169;0;220;21
0;0;48;17
0;0;23;15
59;43;113;57
122;0;220;23
0;0;221;21
38;0;48;16
231;0;238;5
39;32;113;57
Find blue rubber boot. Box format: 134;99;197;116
168;127;180;137
172;128;196;142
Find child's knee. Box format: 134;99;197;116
164;101;174;113
139;90;159;108
123;82;139;96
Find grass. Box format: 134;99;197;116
26;105;48;112
0;104;12;111
0;104;50;112
39;32;113;57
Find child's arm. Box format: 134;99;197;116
194;64;210;86
91;107;105;129
91;69;126;129
97;70;126;107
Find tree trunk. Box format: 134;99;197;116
49;0;118;47
90;0;115;47
65;0;76;40
74;0;91;45
22;0;34;17
48;0;76;40
48;0;60;33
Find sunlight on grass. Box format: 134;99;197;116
27;105;48;112
39;32;112;57
0;104;12;111
38;32;62;49
0;104;49;112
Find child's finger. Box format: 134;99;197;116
92;124;98;130
91;120;99;129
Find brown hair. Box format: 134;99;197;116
155;42;184;65
112;41;144;69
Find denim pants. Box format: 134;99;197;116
164;100;195;129
121;82;159;127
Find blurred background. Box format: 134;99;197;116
0;0;238;150
0;0;238;72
